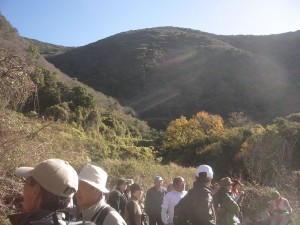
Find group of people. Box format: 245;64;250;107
7;159;293;225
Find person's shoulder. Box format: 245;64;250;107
104;210;126;225
169;190;182;196
192;185;210;193
282;197;289;202
110;189;120;196
223;192;236;203
109;189;117;194
189;186;212;199
176;190;187;199
126;199;137;206
146;186;155;193
165;191;174;198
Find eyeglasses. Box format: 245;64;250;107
22;177;36;186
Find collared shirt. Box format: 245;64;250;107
161;190;187;224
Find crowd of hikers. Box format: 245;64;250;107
7;158;293;225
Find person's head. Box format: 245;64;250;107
154;176;163;189
76;164;109;210
232;179;241;189
220;177;234;191
116;178;128;193
271;191;280;200
125;179;134;193
195;164;213;187
130;183;143;200
127;179;134;186
173;176;186;192
16;158;78;212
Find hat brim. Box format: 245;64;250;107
80;179;109;193
15;167;34;177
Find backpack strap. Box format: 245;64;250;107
52;213;59;225
93;206;115;225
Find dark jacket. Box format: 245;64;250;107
173;182;216;225
108;188;128;217
213;187;240;225
144;186;166;216
8;210;93;225
8;210;63;225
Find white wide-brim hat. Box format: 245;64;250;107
79;164;109;193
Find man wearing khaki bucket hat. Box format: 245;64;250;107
75;164;126;225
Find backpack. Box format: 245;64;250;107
90;205;115;225
173;196;193;225
29;210;96;225
95;206;115;225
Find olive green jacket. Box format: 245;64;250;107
214;188;240;225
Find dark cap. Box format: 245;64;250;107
116;178;128;187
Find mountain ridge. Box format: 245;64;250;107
46;26;300;129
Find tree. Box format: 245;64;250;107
192;111;224;135
70;86;95;109
0;48;36;110
162;111;225;165
163;116;197;150
39;87;61;112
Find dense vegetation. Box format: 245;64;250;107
161;111;300;183
47;27;300;129
1;13;300;224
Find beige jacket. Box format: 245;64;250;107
80;197;127;225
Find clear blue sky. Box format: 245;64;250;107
1;0;300;47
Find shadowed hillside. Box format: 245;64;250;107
0;12;158;165
47;27;300;129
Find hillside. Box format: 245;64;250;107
25;37;74;57
0;12;161;169
47;27;300;129
0;13;132;114
1;13;300;224
0;13;162;222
